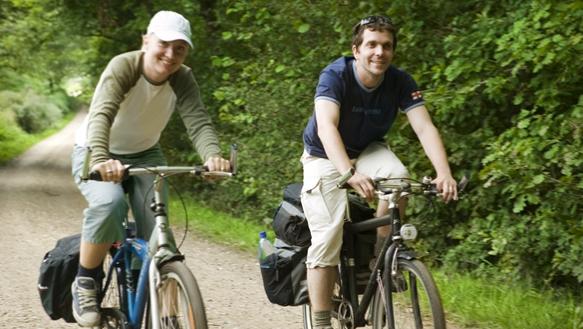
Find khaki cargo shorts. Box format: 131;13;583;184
300;142;408;268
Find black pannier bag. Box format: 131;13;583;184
272;182;375;248
260;238;309;306
38;234;81;323
272;183;311;247
266;182;378;304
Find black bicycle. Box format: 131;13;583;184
303;176;467;329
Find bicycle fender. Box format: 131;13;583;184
397;249;416;260
153;248;185;268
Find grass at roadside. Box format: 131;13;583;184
172;198;582;329
169;198;272;253
0;112;76;165
436;271;582;329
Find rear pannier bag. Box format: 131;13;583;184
272;183;311;247
264;182;376;305
259;238;309;306
272;183;375;248
38;234;81;323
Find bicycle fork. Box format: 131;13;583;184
380;197;406;329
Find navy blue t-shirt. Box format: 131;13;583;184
303;56;425;159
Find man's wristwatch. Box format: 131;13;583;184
337;167;355;187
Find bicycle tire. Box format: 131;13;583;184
147;261;208;329
371;259;446;329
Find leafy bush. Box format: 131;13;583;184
14;90;64;133
0;91;29;163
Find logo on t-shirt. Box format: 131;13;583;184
352;106;381;115
411;91;423;100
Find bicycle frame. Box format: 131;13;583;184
336;188;414;327
104;237;151;328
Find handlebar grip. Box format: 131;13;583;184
458;175;469;192
230;144;238;176
88;171;103;181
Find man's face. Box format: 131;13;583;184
142;34;189;83
352;28;395;78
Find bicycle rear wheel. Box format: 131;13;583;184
371;259;445;329
148;261;208;329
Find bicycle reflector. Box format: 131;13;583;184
400;224;418;240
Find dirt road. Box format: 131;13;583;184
0;112;302;328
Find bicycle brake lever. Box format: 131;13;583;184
230;144;238;176
458;175;469;193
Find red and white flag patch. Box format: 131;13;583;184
411;91;423;100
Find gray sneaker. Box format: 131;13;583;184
71;276;101;327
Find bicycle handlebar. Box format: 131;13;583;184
81;144;238;182
87;165;234;181
373;175;468;197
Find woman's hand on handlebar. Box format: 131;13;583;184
92;159;125;183
432;174;458;203
204;156;231;172
202;156;231;181
347;172;375;202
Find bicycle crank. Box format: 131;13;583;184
334;300;355;329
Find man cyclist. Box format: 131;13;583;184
70;11;230;327
300;15;457;329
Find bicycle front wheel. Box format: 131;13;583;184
371;259;445;329
148;261;208;329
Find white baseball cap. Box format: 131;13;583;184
147;11;193;48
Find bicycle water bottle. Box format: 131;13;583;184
258;231;276;268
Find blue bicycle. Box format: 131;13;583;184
83;147;237;329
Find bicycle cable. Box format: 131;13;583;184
129;165;191;250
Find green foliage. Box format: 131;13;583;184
421;1;583;290
0;91;29;163
0;88;73;162
12;90;64;133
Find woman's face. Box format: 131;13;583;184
142;33;189;83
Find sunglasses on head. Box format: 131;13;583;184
358;15;394;27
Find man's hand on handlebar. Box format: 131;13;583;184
92;159;125;183
432;174;458;203
347;172;375;202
